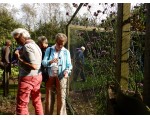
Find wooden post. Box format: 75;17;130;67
116;3;131;91
120;3;131;91
66;3;83;50
67;25;70;51
143;3;150;107
66;25;70;96
116;3;123;90
65;3;84;95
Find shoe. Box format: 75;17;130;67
81;79;87;82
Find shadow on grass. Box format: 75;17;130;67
0;112;14;115
0;82;46;95
0;83;18;96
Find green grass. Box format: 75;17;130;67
70;75;112;91
0;81;46;96
0;84;18;96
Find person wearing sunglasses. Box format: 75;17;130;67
11;28;43;115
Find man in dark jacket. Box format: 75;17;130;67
1;40;12;96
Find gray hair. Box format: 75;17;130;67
11;28;30;39
37;36;48;44
55;33;67;43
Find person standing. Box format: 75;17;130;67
42;33;72;115
1;40;12;97
11;28;43;115
37;36;49;87
73;46;86;82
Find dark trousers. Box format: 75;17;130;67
73;63;86;81
2;64;11;97
41;67;49;85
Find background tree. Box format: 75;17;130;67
0;3;23;48
20;3;37;31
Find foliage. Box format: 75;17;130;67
21;3;37;31
131;3;146;32
0;5;24;50
0;3;148;115
0;9;23;38
11;66;19;78
69;3;147;114
0;66;19;81
32;21;66;44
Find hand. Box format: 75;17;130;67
64;71;68;78
14;50;20;59
50;58;58;64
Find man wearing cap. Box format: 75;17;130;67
73;46;86;82
11;28;43;115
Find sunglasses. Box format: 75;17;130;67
14;33;22;41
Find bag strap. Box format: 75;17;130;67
48;47;52;60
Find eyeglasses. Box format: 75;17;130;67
14;37;20;41
14;33;21;41
43;41;48;44
56;40;65;46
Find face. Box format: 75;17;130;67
7;40;12;46
41;42;48;49
55;38;66;51
14;33;26;46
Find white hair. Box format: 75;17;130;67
11;28;30;38
81;46;85;51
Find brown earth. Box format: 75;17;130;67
68;90;97;115
0;79;97;115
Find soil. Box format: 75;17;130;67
0;90;97;115
68;89;98;115
0;99;16;115
0;79;98;115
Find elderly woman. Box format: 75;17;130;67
11;28;43;115
37;36;49;86
42;33;72;115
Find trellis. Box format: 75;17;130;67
66;3;130;94
66;3;150;114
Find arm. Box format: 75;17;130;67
42;47;58;67
15;50;38;70
18;57;37;70
42;47;51;67
64;50;73;77
5;47;10;63
15;43;41;70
